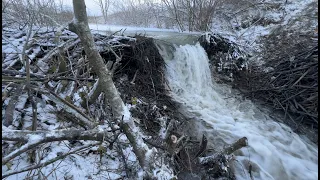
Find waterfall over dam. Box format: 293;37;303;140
155;39;318;180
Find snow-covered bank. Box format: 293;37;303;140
89;23;180;33
89;23;204;47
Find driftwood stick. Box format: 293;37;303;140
199;137;248;165
193;134;208;160
31;88;96;129
3;86;23;127
37;39;79;64
223;137;248;155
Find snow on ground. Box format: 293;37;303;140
1;28;143;179
281;0;316;25
89;0;315;54
211;0;316;54
3;142;124;179
89;23;180;33
2;0;316;179
89;23;202;41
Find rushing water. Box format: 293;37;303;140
159;42;318;180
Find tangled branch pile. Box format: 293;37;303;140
2;27;248;178
2;27;180;178
199;33;249;83
234;28;318;139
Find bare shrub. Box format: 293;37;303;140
2;0;73;28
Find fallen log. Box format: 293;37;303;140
223;137;248;155
199;137;248;165
197;137;248;179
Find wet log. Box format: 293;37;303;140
223;137;248;155
199;137;248;165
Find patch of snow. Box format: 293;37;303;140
122;146;137;162
122;104;132;123
15;94;28;110
89;24;180;33
89;23;202;40
152;164;175;179
73;92;82;107
204;32;211;43
158;117;167;139
27;134;43;142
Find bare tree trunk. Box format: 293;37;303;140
69;1;124;120
95;0;110;23
68;0;151;173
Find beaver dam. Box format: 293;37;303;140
2;27;318;179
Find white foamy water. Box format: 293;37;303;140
162;43;318;180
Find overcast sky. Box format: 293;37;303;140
58;0;102;16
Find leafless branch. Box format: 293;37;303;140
2;142;100;178
2;128;118;165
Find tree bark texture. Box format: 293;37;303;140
68;0;150;171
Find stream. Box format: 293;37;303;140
157;41;318;180
97;26;318;179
